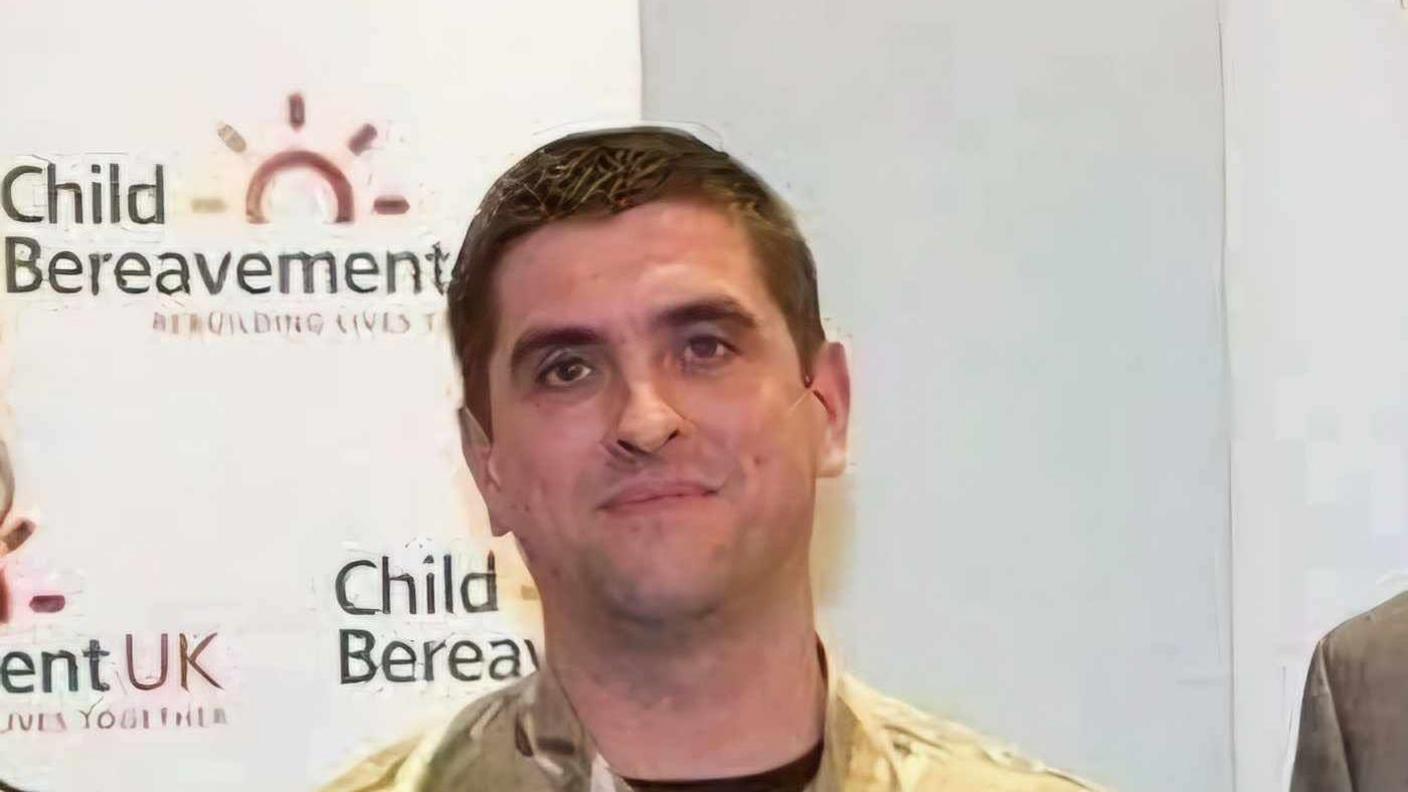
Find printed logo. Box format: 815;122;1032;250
0;440;62;628
0;440;228;746
2;91;453;308
192;92;410;224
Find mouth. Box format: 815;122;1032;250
600;481;718;513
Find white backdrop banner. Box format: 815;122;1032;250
0;1;640;789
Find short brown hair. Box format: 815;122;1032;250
447;126;824;432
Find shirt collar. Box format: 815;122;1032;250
510;636;901;792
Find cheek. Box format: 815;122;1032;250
699;401;817;498
500;457;568;525
493;461;574;585
494;420;600;524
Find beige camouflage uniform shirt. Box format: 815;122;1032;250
321;647;1103;792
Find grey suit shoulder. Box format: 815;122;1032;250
1291;590;1408;792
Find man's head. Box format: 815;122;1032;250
447;127;850;629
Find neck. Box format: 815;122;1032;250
542;571;825;781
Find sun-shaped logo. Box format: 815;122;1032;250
191;92;410;224
0;459;52;787
0;440;64;628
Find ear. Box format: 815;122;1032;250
806;341;851;478
457;405;511;537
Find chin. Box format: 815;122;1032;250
595;569;732;626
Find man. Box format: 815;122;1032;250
1291;590;1408;792
323;127;1099;791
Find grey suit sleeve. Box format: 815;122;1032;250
1290;640;1354;792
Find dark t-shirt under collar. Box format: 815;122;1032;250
621;738;824;792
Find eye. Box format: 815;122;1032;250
682;334;734;366
538;357;594;388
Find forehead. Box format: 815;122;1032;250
491;199;778;347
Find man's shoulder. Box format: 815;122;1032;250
317;735;425;792
317;677;534;792
839;675;1105;791
1319;589;1408;671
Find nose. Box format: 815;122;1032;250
609;375;687;458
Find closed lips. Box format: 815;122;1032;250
602;482;715;509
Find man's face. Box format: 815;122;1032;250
464;197;849;626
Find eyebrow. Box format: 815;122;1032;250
508;326;606;373
653;297;760;334
506;297;761;373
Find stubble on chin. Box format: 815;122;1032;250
581;541;736;632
